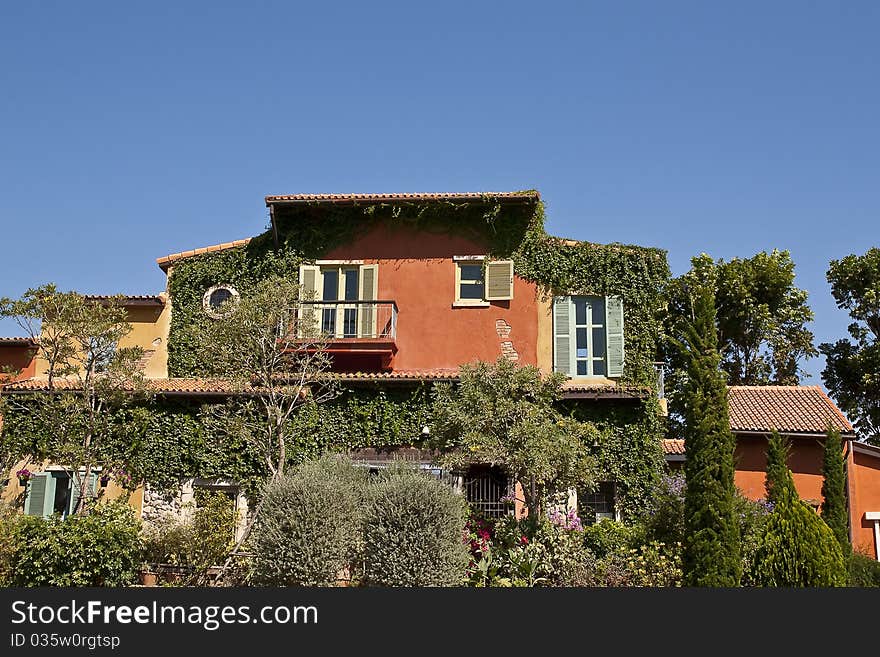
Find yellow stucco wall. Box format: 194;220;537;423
33;295;170;380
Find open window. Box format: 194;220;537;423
453;257;514;305
23;470;98;518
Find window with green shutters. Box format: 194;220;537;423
553;295;624;378
23;471;98;518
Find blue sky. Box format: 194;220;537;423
1;1;878;384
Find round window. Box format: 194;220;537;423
203;284;239;319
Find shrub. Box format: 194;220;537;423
600;541;682;587
363;463;469;586
141;491;238;582
250;455;367;586
582;519;643;559
8;501;142;586
750;491;847;587
848;551;880;587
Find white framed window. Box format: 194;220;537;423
553;295;624;378
453;256;514;306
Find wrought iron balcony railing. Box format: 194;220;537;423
295;300;398;341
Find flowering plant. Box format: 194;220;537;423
15;468;32;482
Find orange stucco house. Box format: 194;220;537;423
664;385;880;560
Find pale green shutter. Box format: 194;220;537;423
68;472;97;516
553;296;572;375
359;264;378;337
484;260;514;301
298;264;320;337
24;472;51;517
605;296;625;378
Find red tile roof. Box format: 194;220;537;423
0;337;36;347
83;295;165;306
156;238;252;271
265;191;540;205
1;377;237;395
561;380;651;399
662;439;686;455
728;386;853;434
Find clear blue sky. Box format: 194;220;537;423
1;1;878;384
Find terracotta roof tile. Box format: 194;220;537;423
2;377;236;395
727;386;853;434
560;380;651;399
265;191;540;205
156;238;252;270
662;439;686;455
0;337;37;346
83;295;165;306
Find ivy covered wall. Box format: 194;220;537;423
167;195;669;387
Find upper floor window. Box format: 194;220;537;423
203;284;240;319
453;257;514;306
298;263;379;338
553;295;624;378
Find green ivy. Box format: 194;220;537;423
563;396;667;519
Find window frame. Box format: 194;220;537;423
453;256;489;307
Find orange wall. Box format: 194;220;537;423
848;448;880;557
0;345;36;382
734;434;826;503
323;222;539;371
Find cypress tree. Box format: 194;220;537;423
820;427;851;559
752;432;847;586
681;285;742;586
764;429;790;505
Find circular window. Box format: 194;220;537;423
203;284;240;319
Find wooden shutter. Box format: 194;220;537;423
298;264;320;338
484;260;514;301
605;295;625;378
359;264;378;338
68;472;97;516
553;296;572;375
24;472;51;517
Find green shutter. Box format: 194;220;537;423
553;296;572;376
298;265;320;337
359;264;378;337
484;260;514;301
605;295;625;378
24;472;50;516
68;471;98;516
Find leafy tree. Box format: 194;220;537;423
186;274;340;573
678;285;741;586
192;275;339;480
820;248;880;442
666;250;817;429
0;285;148;514
430;357;596;519
820;427;851;559
751;432;847;586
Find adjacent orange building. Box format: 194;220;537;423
665;385;880;559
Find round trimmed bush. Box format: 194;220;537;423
363;464;469;587
250;455;367;586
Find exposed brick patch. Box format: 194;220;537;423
500;341;519;361
495;319;512;339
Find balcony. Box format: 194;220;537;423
294;300;398;370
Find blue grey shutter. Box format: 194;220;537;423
553;296;572;375
24;472;52;517
605;296;625;378
68;472;97;515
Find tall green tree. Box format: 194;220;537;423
666;250;817;430
820;427;851;559
820;248;880;443
751;431;847;586
430;357;596;519
764;429;790;506
679;285;741;586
